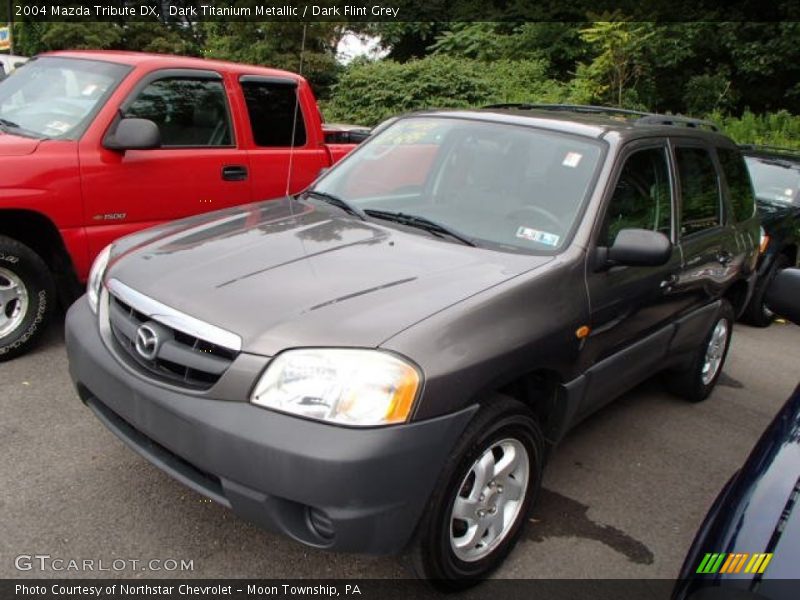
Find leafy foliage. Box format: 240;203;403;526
324;55;567;126
712;110;800;150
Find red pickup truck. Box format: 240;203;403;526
0;50;362;360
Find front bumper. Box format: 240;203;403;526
65;298;476;554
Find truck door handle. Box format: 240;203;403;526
222;165;248;181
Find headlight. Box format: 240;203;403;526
87;244;112;314
251;349;421;426
759;226;770;254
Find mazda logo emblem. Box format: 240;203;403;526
135;324;160;361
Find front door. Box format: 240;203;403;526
581;143;684;414
80;69;252;258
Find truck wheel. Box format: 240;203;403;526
407;396;544;589
0;236;56;361
744;254;790;328
666;300;734;403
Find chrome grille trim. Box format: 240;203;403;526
106;279;242;352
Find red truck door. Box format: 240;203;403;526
236;75;329;200
79;69;252;258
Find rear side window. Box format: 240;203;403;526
126;77;233;147
676;147;721;235
240;80;306;147
718;148;755;221
601;147;673;246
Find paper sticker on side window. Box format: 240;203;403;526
516;226;561;247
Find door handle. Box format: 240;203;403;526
222;165;248;181
661;274;679;289
717;250;733;265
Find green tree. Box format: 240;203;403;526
578;16;654;107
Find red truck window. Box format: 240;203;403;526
240;80;306;147
125;78;233;147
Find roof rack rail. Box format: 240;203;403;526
635;114;720;132
739;144;800;155
483;103;721;132
483;103;652;118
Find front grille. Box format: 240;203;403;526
108;293;238;390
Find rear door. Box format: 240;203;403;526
79;69;251;258
237;76;329;200
672;141;740;312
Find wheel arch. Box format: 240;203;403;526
492;368;569;452
0;209;81;306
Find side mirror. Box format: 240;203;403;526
602;228;672;268
765;268;800;325
104;118;161;152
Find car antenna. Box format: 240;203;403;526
285;23;307;201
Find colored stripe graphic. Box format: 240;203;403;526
698;553;774;574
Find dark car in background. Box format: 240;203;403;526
66;106;759;586
740;146;800;326
674;268;800;600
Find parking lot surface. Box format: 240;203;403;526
1;317;798;579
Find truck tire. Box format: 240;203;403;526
666;300;735;403
406;395;545;589
0;236;56;361
743;254;790;328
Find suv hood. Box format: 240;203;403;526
0;132;42;156
107;200;552;355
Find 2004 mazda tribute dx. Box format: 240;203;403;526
66;106;759;586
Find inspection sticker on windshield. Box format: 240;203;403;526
516;226;560;247
562;152;583;168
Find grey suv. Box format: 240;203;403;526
65;105;759;586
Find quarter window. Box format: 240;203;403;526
676;147;722;235
240;80;306;147
125;77;232;147
601;147;673;247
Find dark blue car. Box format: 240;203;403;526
674;269;800;599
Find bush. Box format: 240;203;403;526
711;110;800;149
324;55;568;126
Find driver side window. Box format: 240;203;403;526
601;147;673;247
125;77;233;148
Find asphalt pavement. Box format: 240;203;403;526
1;316;798;580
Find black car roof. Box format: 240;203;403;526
741;145;800;166
410;105;737;146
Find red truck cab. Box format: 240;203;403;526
0;50;360;360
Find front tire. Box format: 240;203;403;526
407;396;545;589
666;300;734;402
0;236;55;361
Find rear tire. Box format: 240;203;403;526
666;299;734;403
406;396;545;590
0;236;55;361
744;254;790;328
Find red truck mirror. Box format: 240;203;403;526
104;118;161;152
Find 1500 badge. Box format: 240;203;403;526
92;213;127;221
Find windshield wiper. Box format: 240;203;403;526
304;190;366;221
0;118;21;132
0;117;48;139
364;209;477;247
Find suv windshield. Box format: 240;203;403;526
744;155;800;205
0;57;129;139
313;117;603;253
